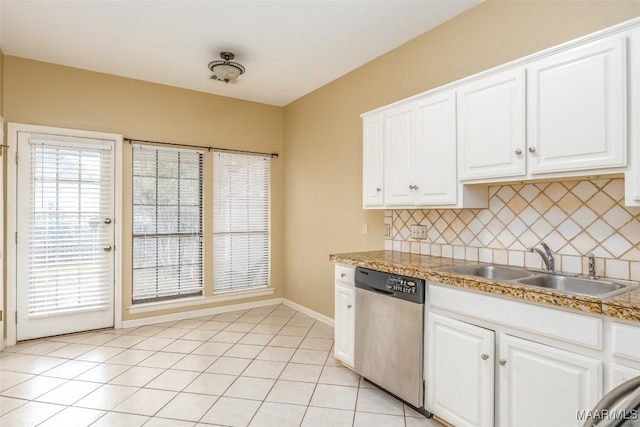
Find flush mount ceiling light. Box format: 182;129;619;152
208;51;245;83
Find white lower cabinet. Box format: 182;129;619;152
426;313;495;427
334;266;355;367
427;312;603;427
609;363;640;391
498;334;602;427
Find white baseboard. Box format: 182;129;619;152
283;298;334;327
121;297;284;329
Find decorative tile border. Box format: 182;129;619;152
385;178;640;281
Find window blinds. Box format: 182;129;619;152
213;152;270;293
28;141;113;316
132;145;203;302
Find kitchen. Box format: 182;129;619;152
2;1;640;426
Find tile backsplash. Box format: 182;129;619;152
384;178;640;281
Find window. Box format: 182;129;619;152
132;145;203;303
213;152;270;293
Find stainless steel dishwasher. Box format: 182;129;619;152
354;267;426;409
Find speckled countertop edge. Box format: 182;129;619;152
330;250;640;321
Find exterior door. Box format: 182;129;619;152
16;132;115;340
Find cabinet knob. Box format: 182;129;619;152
409;185;414;190
104;218;112;224
103;246;113;252
481;353;489;360
514;149;522;155
347;304;353;309
414;185;419;190
528;146;536;153
340;273;346;278
499;359;507;366
376;187;381;192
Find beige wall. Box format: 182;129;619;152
4;56;284;321
282;0;640;318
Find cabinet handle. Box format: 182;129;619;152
340;273;346;278
481;353;489;360
347;304;353;309
514;149;522;155
499;359;507;366
376;187;381;192
528;146;536;153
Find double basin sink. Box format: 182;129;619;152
439;264;637;299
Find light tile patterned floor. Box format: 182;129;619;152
0;304;441;427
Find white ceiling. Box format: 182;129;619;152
0;0;483;106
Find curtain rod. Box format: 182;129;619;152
124;137;279;158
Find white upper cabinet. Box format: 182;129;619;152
527;37;626;174
380;91;459;207
362;113;384;208
458;69;526;181
414;91;457;205
383;103;415;206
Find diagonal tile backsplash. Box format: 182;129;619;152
385;178;640;281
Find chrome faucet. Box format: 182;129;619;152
528;242;555;273
587;253;597;279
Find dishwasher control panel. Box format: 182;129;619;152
354;268;425;304
386;277;418;294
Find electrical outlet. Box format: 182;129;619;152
384;223;391;238
411;225;427;239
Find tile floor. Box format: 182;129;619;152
0;304;441;427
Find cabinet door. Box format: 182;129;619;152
426;313;495;427
608;364;640;393
334;282;355;367
498;334;602;427
383;104;415;205
414;91;457;205
457;69;526;180
527;37;626;174
362;114;384;208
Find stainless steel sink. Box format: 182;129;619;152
440;264;535;281
515;275;631;298
440;263;636;299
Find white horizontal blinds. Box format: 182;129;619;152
132;145;204;302
28;140;113;316
213;152;270;293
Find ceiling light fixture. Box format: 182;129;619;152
208;52;245;83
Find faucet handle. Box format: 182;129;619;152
587;253;597;279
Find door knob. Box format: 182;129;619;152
514;149;522;155
481;353;489;360
103;246;113;252
499;359;507;366
104;218;112;224
528;147;536;153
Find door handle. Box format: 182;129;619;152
103;246;113;252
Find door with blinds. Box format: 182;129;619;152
16;132;115;340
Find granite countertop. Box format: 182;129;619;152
329;250;640;322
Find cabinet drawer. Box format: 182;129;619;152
612;322;640;362
335;265;355;285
